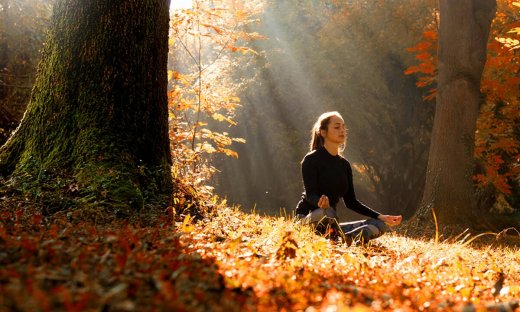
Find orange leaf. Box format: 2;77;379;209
423;30;437;40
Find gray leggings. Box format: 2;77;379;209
297;208;390;242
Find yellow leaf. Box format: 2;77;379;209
232;137;246;144
460;287;472;299
212;113;237;125
201;142;216;154
507;28;520;35
181;214;195;233
212;113;226;122
221;148;238;158
202;23;224;35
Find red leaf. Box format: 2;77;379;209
32;214;43;226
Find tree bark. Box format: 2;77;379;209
415;0;496;225
0;0;172;214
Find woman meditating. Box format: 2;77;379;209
295;111;402;244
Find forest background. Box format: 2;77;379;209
1;1;520;311
1;0;519;223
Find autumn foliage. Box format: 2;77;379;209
405;0;520;203
477;2;520;198
0;203;255;311
2;1;520;311
404;30;438;102
2;202;519;311
166;1;264;213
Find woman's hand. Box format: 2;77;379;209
317;195;330;209
378;214;402;227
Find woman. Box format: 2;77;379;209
295;111;402;244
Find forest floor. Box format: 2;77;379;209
1;197;520;312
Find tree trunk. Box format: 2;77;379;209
0;0;172;214
414;0;496;225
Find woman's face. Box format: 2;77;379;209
322;115;346;145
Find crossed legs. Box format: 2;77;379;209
296;208;390;244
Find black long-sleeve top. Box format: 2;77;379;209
295;147;380;219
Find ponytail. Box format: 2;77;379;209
310;126;325;151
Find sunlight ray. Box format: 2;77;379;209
171;0;193;10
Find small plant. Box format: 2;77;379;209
168;0;265;213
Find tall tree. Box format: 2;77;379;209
0;0;172;214
415;0;496;225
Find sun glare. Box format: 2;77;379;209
170;0;193;10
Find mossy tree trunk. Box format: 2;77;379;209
0;0;172;214
414;0;496;226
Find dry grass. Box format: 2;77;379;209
181;206;520;311
1;199;519;311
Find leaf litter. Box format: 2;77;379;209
1;202;519;311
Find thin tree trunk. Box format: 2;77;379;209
415;0;496;225
0;0;172;214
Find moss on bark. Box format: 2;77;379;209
0;0;172;214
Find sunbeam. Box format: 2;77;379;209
171;0;193;10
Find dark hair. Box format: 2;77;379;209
309;111;343;151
